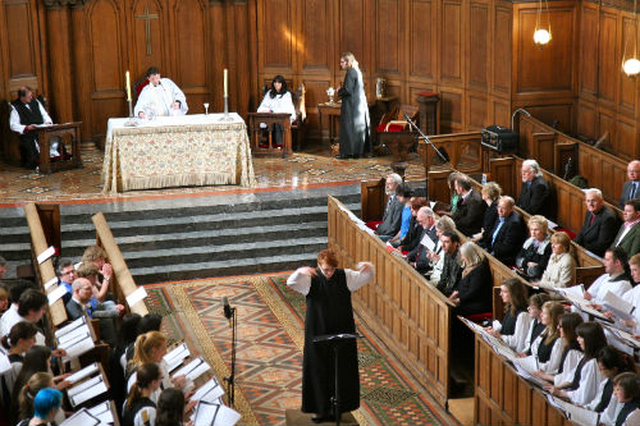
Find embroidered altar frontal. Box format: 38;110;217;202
102;114;256;193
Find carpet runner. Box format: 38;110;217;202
145;273;455;425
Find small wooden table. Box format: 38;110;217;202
37;122;83;174
317;102;341;150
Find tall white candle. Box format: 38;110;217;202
224;68;228;98
125;71;132;102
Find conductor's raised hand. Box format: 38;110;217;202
358;262;373;273
299;266;317;277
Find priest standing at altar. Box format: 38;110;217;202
287;249;374;423
134;67;188;119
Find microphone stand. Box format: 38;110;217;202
224;306;237;408
403;113;449;199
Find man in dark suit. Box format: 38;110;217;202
376;173;404;241
619;160;640;209
452;175;486;237
406;207;438;274
575;188;621;257
65;278;93;320
517;159;551;217
611;198;640;258
480;196;527;266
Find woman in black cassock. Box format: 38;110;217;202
287;249;374;423
336;52;370;159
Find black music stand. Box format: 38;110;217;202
312;333;362;426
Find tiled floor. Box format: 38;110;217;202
0;140;427;207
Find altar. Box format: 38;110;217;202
102;114;256;194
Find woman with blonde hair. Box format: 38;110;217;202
337;52;370;159
535;231;576;288
127;331;187;401
517;302;565;374
515;215;552;280
448;242;492;316
475;181;502;243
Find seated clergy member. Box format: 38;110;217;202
611;199;640;258
435;231;463;297
9;86;55;169
575;188;621;257
375;173;404;241
619;160;640;209
451;174;486;237
134;67;188;119
406;207;438;274
517;159;551;217
480;196;527;266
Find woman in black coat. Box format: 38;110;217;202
448;242;492;316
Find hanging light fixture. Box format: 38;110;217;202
622;0;640;77
533;0;552;46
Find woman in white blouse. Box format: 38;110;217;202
535;312;584;386
545;321;607;406
486;278;531;353
535;231;576;289
517;301;565;374
257;75;297;148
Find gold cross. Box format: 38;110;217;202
135;6;159;56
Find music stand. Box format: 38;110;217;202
312;333;362;426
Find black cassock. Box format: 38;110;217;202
338;68;370;157
302;268;360;416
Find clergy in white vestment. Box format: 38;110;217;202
257;75;297;123
134;67;188;119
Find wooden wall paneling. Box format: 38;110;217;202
578;2;599;100
409;0;435;80
300;0;332;72
339;0;370;99
597;9;619;104
615;116;638;160
440;0;463;86
468;1;488;91
257;0;292;69
210;1;226;112
233;1;251;117
513;2;575;97
439;89;463;133
576;100;596;137
131;0;166;77
618;14;639;114
44;6;73;122
87;0;126;142
70;5;94;142
173;0;209;114
492;99;511;127
467;92;488;130
375;0;401;74
492;5;512;96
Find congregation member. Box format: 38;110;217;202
436;172;462;216
435;231;463;297
515;215;552;280
287;249;374;423
517;159;551;217
534;313;584;386
535;232;576;289
487;279;531;353
406;207;438;274
387;183;415;245
583;247;631;304
135;67;188;119
480;196;527;266
619;160;640;209
56;259;76;304
611;199;640;258
65;278;94;320
337;52;370;159
546;322;608;406
391;197;429;252
9;86;56;169
575;189;620;257
428;217;457;283
447;242;492;316
474;182;502;243
451;175;486;237
373;173;404;241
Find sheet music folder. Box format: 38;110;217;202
313;333;362;344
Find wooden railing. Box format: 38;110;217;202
328;196;454;406
474;332;571;426
92;212;148;316
24;203;67;326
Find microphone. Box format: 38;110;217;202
222;296;233;327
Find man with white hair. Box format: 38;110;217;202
575;188;620;257
619;160;640;209
517;159;550;216
375;173;404;241
406;207;438;274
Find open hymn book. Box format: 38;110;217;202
192;400;241;426
66;365;109;408
56;316;96;361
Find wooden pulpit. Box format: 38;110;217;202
36;122;83;174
